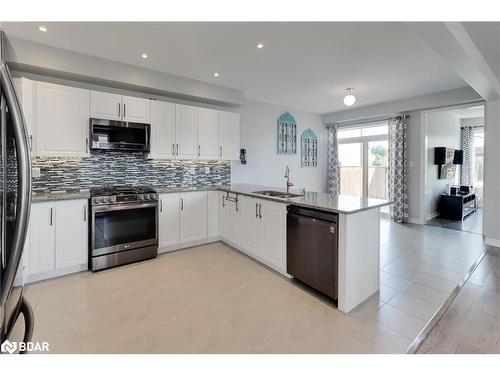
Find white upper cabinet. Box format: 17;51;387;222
158;193;180;249
175;104;197;159
14;77;36;154
150;100;176;159
219;111;240;160
122;95;151;123
197;107;220;160
55;199;88;269
90;91;122;121
90;91;151;123
179;191;208;243
36;82;90;157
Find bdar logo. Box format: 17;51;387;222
1;339;17;354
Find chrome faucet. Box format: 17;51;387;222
284;166;294;194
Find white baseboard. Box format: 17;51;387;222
408;217;426;225
426;212;440;221
485;237;500;248
159;236;220;254
27;264;87;284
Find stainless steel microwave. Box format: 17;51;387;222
89;118;150;152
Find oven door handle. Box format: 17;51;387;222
92;202;158;213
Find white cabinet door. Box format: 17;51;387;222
36;82;90;157
150;101;176;159
197;107;220;159
29;202;55;275
258;200;286;271
159;193;180;248
55;200;88;269
90;90;122;121
122;95;151;123
220;193;241;246
179;191;208;243
175;104;197;159
219;111;240;160
239;195;260;258
207;191;219;238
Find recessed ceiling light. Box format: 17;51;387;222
257;42;264;49
141;53;148;59
38;26;47;32
213;72;219;77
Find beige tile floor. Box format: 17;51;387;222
24;219;486;354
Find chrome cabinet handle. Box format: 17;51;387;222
180;197;184;211
222;196;225;208
172;143;175;156
258;204;262;219
198;144;201;157
160;199;163;212
118;103;121;118
176;143;179;156
219;145;222;157
255;203;258;218
29;134;32;151
50;207;53;226
85;138;89;153
123;103;126;118
83;205;87;222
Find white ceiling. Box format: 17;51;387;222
2;22;468;114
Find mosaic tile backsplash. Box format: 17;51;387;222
31;151;231;194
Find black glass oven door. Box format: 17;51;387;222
92;205;157;256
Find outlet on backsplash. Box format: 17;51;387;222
32;167;41;178
189;167;196;175
205;166;210;173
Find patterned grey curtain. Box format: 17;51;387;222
460;126;473;186
327;124;340;194
388;117;408;223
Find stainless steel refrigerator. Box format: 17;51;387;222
0;31;34;354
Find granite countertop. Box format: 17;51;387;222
31;183;392;214
217;183;392;214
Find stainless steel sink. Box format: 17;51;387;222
251;190;302;199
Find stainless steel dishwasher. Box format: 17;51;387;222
286;205;338;300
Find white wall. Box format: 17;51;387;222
232;99;327;192
483;99;500;246
424;110;461;219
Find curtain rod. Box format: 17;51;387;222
326;114;409;129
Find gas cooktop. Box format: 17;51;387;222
90;186;158;205
90;186;157;196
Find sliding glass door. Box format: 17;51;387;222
338;123;389;209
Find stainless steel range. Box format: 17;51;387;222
89;186;158;271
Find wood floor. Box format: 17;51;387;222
418;245;500;353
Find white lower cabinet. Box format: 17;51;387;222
239;195;260;258
257;199;287;272
228;195;287;274
29;202;56;275
158;193;180;248
28;199;88;282
179;191;208;243
207;191;219;238
219;191;241;246
55;199;89;269
158;191;209;251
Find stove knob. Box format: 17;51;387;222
138;195;143;201
149;194;155;200
107;197;113;203
93;198;99;204
100;198;107;204
144;194;150;201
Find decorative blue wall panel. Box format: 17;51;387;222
301;128;318;167
277;112;297;154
